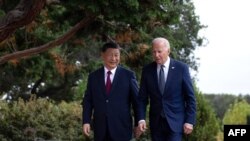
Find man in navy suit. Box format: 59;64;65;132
82;42;139;141
137;37;196;141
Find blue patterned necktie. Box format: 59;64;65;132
159;65;165;94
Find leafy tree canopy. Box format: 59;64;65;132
223;99;250;125
0;0;205;101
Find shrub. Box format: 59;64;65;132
0;86;220;141
223;99;250;124
0;96;84;141
187;88;220;141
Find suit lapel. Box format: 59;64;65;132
164;59;175;94
99;67;107;97
151;62;160;94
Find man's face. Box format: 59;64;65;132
101;48;120;70
152;42;170;65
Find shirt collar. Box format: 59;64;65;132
104;66;117;74
158;57;170;68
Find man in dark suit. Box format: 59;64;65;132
137;37;196;141
82;42;139;141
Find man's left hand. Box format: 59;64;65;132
183;123;193;135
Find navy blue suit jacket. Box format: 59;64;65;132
82;66;139;141
138;59;196;133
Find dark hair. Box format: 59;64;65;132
101;42;120;52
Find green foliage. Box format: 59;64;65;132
204;94;237;120
187;87;220;141
0;96;83;140
0;10;5;17
223;99;250;125
72;74;88;101
1;0;205;102
0;86;221;140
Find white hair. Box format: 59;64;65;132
152;37;170;48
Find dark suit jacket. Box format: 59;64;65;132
83;66;139;141
138;59;196;133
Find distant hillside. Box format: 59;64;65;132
203;94;250;119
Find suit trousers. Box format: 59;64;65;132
103;118;114;141
151;116;182;141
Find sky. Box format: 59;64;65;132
193;0;250;95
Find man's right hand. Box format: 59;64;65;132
83;123;91;137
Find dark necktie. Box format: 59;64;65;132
158;65;165;94
106;71;112;94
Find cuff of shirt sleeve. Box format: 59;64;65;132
138;119;146;125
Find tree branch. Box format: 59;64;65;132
0;15;96;65
0;0;46;42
